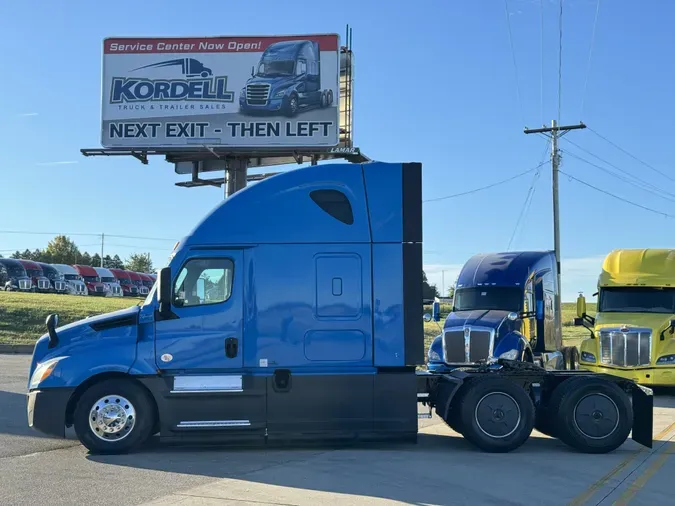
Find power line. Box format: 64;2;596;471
588;126;675;183
540;0;545;125
503;0;525;124
0;230;175;242
507;141;549;250
580;0;601;118
563;150;675;204
560;139;675;201
559;169;675;218
557;0;564;124
507;170;541;251
423;160;549;203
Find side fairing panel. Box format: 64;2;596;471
243;243;373;369
372;243;425;367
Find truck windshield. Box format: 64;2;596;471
100;276;116;283
257;60;295;77
7;265;25;277
82;276;99;283
64;274;80;281
26;269;42;278
453;287;522;312
118;278;131;285
599;287;675;314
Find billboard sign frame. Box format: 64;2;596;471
101;33;341;149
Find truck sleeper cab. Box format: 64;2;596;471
139;273;154;293
576;249;675;386
0;258;32;292
51;264;88;295
36;262;69;294
94;267;123;297
73;265;106;296
427;251;579;372
109;268;139;297
18;259;51;293
128;271;149;296
239;39;334;117
26;162;653;456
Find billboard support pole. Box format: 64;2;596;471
225;158;248;198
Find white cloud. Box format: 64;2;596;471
36;161;78;166
17;112;38;117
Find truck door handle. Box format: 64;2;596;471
225;337;238;358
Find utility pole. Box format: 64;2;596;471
441;270;445;298
100;233;104;267
524;120;585;338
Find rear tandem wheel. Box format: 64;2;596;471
443;376;535;453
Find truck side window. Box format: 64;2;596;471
310;189;354;225
173;258;234;308
297;60;307;75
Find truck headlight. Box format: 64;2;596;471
656;354;675;364
275;89;287;98
428;349;441;362
581;352;596;363
499;349;520;360
29;357;63;389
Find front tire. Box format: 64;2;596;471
284;94;299;117
457;377;535;453
73;378;155;454
548;376;632;454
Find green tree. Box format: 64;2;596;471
125;252;154;273
80;252;92;266
45;235;81;264
10;251;21;259
91;253;102;267
110;255;125;269
422;270;439;299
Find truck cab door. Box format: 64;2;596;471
154;251;243;371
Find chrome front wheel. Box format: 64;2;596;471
88;395;136;442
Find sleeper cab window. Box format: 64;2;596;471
310;189;354;225
173;258;234;308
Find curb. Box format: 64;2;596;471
0;344;34;354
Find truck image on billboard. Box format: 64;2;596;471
101;34;340;148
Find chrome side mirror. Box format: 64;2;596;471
423;313;432;322
507;312;518;321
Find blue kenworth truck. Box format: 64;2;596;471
26;161;653;455
427;251;580;373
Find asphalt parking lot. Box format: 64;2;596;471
1;353;673;506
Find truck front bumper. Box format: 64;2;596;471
579;363;675;386
240;97;284;112
27;388;74;438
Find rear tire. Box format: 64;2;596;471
561;346;572;370
548;376;632;454
570;347;580;370
456;377;535;453
73;378;155;455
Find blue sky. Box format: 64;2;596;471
1;0;674;301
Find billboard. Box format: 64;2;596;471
101;34;340;148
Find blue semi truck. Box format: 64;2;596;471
239;40;334;117
26;162;652;455
427;251;580;373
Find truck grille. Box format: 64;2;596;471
246;84;270;105
19;279;30;290
130;286;138;294
38;279;50;290
113;286;121;295
55;281;67;291
443;326;494;363
140;286;149;295
76;284;85;293
599;328;651;367
95;285;103;292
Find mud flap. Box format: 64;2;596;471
631;384;653;449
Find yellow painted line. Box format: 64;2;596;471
612;452;671;505
568;422;675;506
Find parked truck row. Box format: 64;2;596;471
26;161;653;457
425;248;675;388
0;258;155;297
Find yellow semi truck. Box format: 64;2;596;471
576;248;675;386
